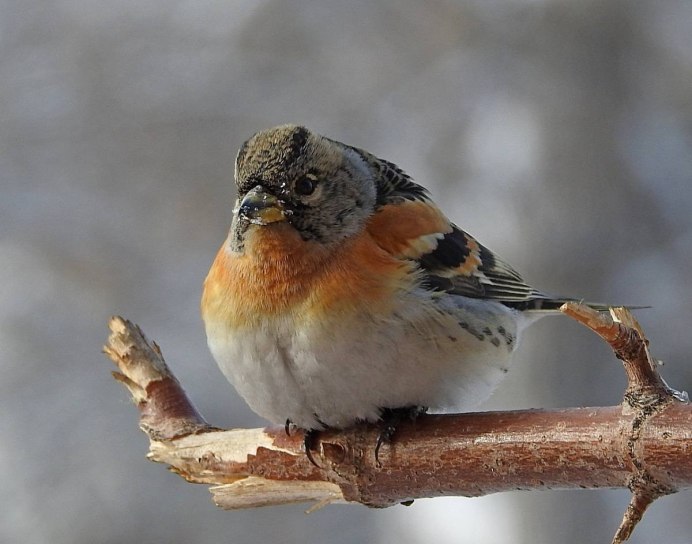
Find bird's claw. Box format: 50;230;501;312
375;406;427;467
303;429;322;468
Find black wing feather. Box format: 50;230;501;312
417;226;550;305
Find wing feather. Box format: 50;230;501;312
357;149;560;308
420;225;547;303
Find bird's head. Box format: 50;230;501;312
231;124;378;250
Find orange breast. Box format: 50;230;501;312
201;223;413;329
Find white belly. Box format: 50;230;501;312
205;293;520;429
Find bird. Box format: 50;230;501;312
201;124;619;456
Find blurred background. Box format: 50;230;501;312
2;1;692;543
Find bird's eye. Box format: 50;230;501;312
294;175;317;196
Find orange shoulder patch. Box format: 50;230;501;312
366;201;452;259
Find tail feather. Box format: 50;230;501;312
503;296;648;313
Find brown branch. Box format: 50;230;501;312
104;307;690;543
559;304;686;543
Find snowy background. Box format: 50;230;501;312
3;1;692;543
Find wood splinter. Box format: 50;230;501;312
104;305;690;544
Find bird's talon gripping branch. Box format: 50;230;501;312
374;406;428;466
303;429;322;468
374;426;394;468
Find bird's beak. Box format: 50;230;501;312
236;185;286;225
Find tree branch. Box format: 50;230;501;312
104;306;690;543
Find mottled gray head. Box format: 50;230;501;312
233;125;378;246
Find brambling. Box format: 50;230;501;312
202;124;617;445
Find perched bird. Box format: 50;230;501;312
202;124;614;446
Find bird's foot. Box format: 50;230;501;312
303;428;322;468
375;405;427;467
